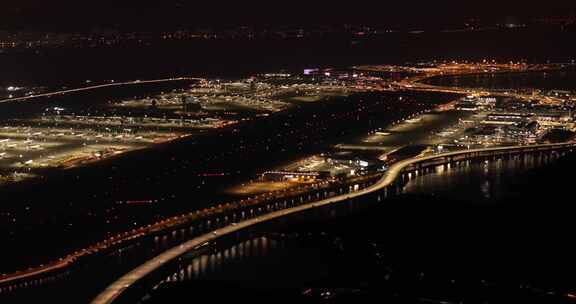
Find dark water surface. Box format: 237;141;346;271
2;27;576;88
140;152;576;304
425;69;576;91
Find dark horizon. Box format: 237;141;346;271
2;1;576;31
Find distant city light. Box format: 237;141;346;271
7;86;22;92
303;69;318;75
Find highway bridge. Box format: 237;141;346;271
86;142;576;304
0;77;204;104
0;142;572;299
0;65;572;299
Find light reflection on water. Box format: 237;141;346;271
425;70;576;91
139;153;570;304
402;154;553;202
157;155;558;283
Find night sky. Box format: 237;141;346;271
1;1;575;30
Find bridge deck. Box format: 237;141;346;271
90;142;576;304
